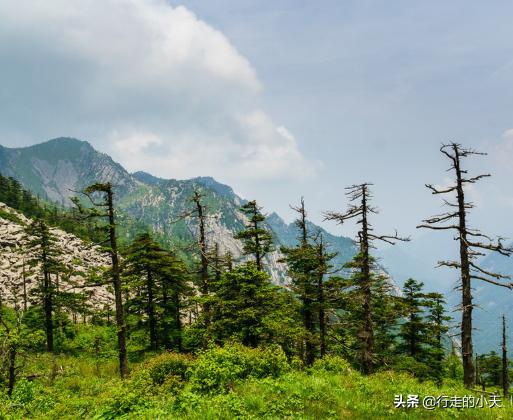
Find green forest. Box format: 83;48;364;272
1;143;513;419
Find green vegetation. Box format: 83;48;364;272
0;344;512;419
2;141;513;419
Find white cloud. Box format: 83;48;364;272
502;128;513;139
111;110;318;181
491;129;513;173
0;0;317;184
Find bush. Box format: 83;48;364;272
141;352;193;385
392;356;438;382
189;343;290;393
60;324;117;359
10;379;36;406
310;355;352;374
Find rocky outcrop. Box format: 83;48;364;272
0;202;111;307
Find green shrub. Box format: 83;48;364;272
99;375;154;418
10;379;36;406
189;343;290;393
141;352;193;385
60;324;117;359
392;356;434;381
311;355;352;374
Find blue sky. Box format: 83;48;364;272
1;0;513;284
176;0;513;236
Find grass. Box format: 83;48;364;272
1;350;513;419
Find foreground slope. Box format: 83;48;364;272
0;347;508;419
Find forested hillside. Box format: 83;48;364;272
0;138;358;284
1;140;513;419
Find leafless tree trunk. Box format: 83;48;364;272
418;143;513;388
503;314;509;397
191;190;211;325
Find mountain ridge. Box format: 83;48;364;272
0;137;358;285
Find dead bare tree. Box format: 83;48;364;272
503;314;509;397
418;143;513;388
325;183;409;373
184;189;219;326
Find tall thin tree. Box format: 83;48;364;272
281;198;318;365
73;183;128;378
325;183;408;373
418;143;513;387
25;219;61;352
503;314;509;397
235;200;274;271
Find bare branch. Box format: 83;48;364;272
426;183;457;195
368;230;410;245
436;260;461;269
466;238;513;256
470;275;513;289
469;262;511;280
422;211;459;224
461;174;491;183
417;224;459;231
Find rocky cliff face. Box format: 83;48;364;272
0;202;111;306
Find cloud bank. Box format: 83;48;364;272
0;0;317;182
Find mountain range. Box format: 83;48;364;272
2;137;512;352
0;137;357;285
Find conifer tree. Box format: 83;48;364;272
315;235;336;357
281;198;318;365
123;233;190;351
25;219;61;352
0;271;44;395
325;183;408;373
235;200;274;271
425;292;451;383
398;279;430;360
208;262;296;348
418;143;513;387
183;190;217;327
73;183;128;378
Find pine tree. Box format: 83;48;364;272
325;184;408;373
315;235;336;358
72;183;128;378
281;198;319;365
25;219;61;352
425;292;451;383
208;262;288;347
398;279;431;360
235;200;274;271
189;190;211;324
0;263;45;395
123;233;191;351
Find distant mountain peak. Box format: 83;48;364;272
132;171;165;186
192;176;237;199
0;137;135;203
18;137;94;152
1;137;359;286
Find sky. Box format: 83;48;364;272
1;0;513;270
